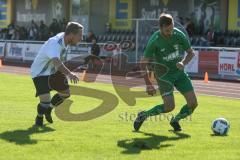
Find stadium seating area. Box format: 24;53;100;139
95;29;240;50
2;19;240;49
96;30;136;43
191;30;240;47
95;29;152;52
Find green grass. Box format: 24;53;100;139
0;73;240;160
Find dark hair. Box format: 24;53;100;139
65;22;83;35
159;13;173;27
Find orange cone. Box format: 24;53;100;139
81;70;88;82
204;72;209;83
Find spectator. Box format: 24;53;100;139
19;26;27;40
11;26;20;40
206;25;215;42
7;22;15;39
84;38;101;69
86;31;97;43
38;20;49;41
0;28;8;40
0;29;3;39
91;38;100;57
28;20;38;40
60;18;68;32
49;18;61;36
185;18;195;37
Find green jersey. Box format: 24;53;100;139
144;28;191;73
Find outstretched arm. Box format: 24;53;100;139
140;57;152;85
182;48;195;65
176;48;195;70
51;57;79;84
140;57;156;96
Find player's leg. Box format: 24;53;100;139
49;71;71;107
44;89;71;123
33;76;52;126
133;94;175;131
134;76;175;131
144;95;175;116
36;93;51;126
173;90;198;121
52;89;71;107
44;90;71;124
171;72;198;131
184;91;198;110
46;72;71;123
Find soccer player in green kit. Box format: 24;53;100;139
134;13;198;132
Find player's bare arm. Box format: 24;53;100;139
51;57;79;84
140;57;156;96
176;48;195;70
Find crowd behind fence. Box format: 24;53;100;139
1;18;240;50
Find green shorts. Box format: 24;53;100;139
155;71;194;97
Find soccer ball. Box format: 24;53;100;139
211;118;230;135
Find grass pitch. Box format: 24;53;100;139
0;73;239;160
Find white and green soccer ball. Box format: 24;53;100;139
211;118;230;135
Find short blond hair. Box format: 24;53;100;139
65;22;83;35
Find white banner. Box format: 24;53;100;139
23;43;42;61
185;51;199;73
67;53;87;62
6;42;25;59
0;42;5;57
218;51;238;76
67;44;90;61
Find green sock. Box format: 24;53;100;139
172;104;193;122
144;104;165;117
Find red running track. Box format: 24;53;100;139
0;65;239;99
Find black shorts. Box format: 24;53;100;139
33;71;69;97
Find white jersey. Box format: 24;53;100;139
31;32;68;78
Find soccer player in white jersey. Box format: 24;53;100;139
31;22;83;126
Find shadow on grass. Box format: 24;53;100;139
0;125;55;145
117;131;191;154
210;133;228;137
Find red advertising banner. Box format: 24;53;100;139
198;51;219;74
